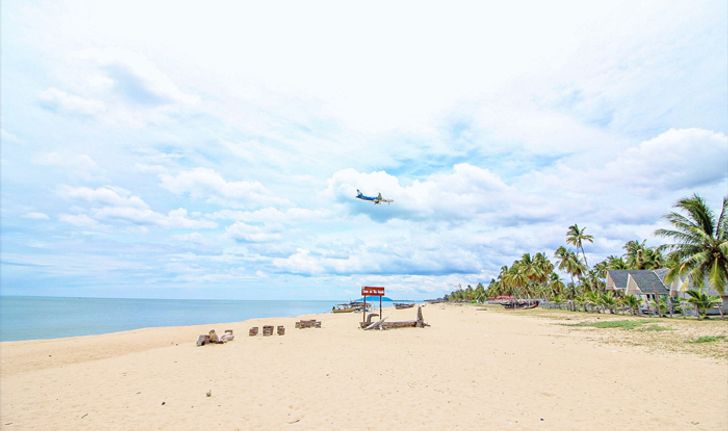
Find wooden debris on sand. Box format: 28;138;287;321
221;330;234;342
363;306;429;331
294;319;322;329
359;313;379;328
262;325;274;336
249;327;259;336
197;329;235;346
196;335;210;346
277;325;285;336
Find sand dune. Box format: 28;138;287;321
1;305;726;430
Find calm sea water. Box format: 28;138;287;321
0;296;341;342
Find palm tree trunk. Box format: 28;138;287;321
579;246;589;268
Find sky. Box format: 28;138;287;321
1;0;727;300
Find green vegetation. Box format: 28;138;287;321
688;335;726;344
568;320;648;330
656;194;728;296
566;320;670;332
639;324;672;332
443;194;727;321
686;290;722;319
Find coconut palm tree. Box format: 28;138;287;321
566;224;594;268
585;291;602;313
548;273;565;298
607;255;628;270
621;294;641;316
624;240;665;270
503;264;529;298
685;290;722;319
555;246;586;284
599;292;618;314
655;194;728;296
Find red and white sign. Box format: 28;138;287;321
361;286;385;297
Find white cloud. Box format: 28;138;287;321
327;163;515;221
226;221;282;243
59;185;216;229
88;48;198;106
37;87;105;116
59;185;148;209
603;128;728;190
160;167;288;208
35;153;100;180
59;213;100;227
518;128;728;199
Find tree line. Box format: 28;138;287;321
443;194;727;319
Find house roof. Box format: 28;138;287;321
607;270;653;289
607;270;632;288
628;271;669;295
609;268;726;296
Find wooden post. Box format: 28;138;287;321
379;296;382;321
363;296;367;324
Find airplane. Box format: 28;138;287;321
356;189;393;205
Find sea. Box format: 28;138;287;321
0;296;343;342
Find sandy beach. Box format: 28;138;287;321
1;304;726;430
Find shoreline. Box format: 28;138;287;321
2;304;726;430
0;297;354;343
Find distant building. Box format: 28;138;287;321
624;271;669;301
606;268;727;311
606;270;641;294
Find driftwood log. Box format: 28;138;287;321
277;325;285;336
196;334;210;346
249;327;259;336
363;306;429;331
262;325;274;336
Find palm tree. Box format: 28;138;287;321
547;273;565;298
585;291;601;313
606;255;628;270
599;292;618;314
555;246;586;284
624;240;648;269
566;224;594;268
656;194;728;296
685;290;722;319
532;252;554;286
621;294;641;316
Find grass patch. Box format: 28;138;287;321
639;324;672;332
568;320;648;330
688;335;726;344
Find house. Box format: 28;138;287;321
607;268;727;312
624;271;669;301
657;269;728;311
606;270;666;298
605;270;637;294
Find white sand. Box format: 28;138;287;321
1;305;726;430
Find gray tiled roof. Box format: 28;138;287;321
629;271;669;295
654;268;669;283
608;270;655;289
607;270;632;288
